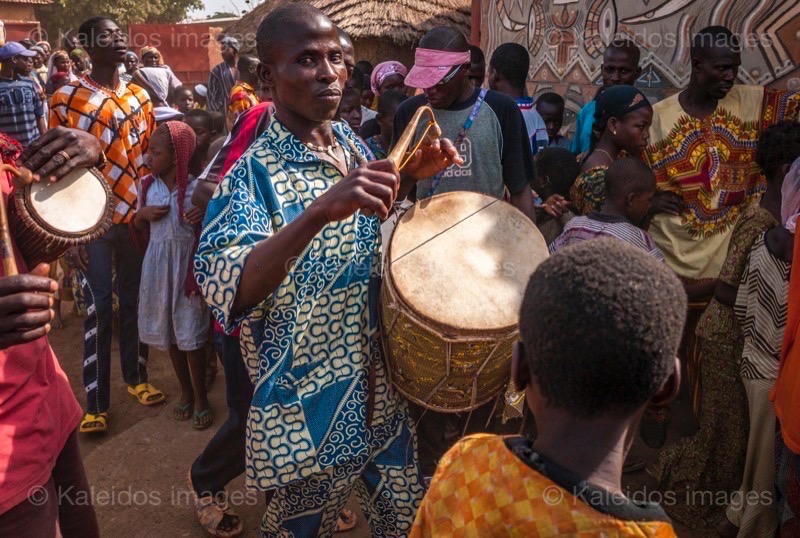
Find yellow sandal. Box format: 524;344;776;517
80;412;108;433
127;383;166;406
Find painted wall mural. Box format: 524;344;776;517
481;0;800;125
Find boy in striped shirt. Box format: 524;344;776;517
550;157;664;261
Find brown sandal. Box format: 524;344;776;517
188;470;243;537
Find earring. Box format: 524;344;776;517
613;130;617;135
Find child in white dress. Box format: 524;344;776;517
133;121;211;429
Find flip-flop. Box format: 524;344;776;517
80;412;108;433
173;402;194;421
128;383;166;406
193;408;213;430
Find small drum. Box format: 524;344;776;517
381;191;549;412
13;167;114;266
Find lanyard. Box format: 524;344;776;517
428;88;487;198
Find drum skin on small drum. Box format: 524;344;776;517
11;167;114;267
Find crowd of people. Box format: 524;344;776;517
0;5;799;538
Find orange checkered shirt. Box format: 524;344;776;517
411;434;677;537
49;77;155;224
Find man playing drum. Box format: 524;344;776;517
194;4;460;536
50;16;162;433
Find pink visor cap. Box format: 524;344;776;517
405;48;471;89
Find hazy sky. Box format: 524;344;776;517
192;0;249;18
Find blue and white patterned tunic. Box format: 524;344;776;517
194;118;414;491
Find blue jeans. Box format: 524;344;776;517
80;224;148;414
190;332;253;495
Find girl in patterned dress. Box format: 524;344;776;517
132;121;211;429
570;85;652;215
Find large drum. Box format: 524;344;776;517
12;167;114;266
381;191;549;412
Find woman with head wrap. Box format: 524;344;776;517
28;45;48;99
133;46;182;107
359;60;409;139
30;45;48;84
121;51;139;83
45;50;77;95
370;60;408;97
569;85;653;215
651;121;800;532
140;46;163;67
69;48;90;78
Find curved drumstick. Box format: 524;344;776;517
0;164;33;276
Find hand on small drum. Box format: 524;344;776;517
183;206;203;225
0;263;57;350
18;127;102;183
137;205;170;222
67;246;89;272
312;161;399;222
542;194;570;218
400;137;462;181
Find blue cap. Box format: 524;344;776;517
0;42;38;61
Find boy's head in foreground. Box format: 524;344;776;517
514;239;685;452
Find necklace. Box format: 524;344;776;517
84;74;120;95
304;139;342;160
594;148;616;162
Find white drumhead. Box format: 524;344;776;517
388;192;548;332
29;168;108;234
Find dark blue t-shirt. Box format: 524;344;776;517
393;88;534;200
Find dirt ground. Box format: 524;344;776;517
50;303;710;537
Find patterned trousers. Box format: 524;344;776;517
259;411;425;538
80;225;149;414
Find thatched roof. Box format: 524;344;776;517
226;0;471;52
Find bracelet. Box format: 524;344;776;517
95;150;108;169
